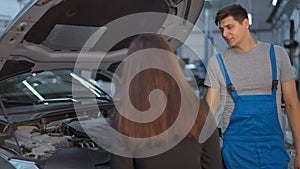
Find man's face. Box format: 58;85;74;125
219;15;249;48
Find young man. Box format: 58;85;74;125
204;3;300;169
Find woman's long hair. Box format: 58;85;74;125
113;34;208;146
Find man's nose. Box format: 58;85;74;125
222;29;229;38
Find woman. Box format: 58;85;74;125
110;34;222;169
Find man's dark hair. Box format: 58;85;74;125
215;3;248;26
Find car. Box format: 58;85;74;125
0;0;204;168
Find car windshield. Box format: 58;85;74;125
0;69;109;103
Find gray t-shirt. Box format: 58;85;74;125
204;41;295;131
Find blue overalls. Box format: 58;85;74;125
217;44;290;169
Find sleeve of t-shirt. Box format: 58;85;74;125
204;55;222;88
276;46;295;83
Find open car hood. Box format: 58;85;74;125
0;0;204;80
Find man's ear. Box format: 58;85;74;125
242;18;250;28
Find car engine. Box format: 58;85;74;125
0;114;113;168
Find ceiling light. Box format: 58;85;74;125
272;0;278;6
248;13;252;25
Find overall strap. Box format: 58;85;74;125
270;44;278;95
216;53;238;98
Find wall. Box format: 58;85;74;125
178;0;299;65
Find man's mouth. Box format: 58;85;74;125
225;38;234;44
